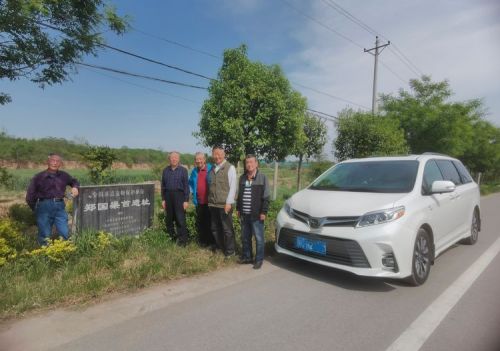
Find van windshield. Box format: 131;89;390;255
309;160;419;193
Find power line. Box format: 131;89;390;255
80;66;201;104
389;44;423;76
320;0;424;78
293;82;369;110
307;108;337;121
128;24;370;109
379;60;407;84
278;0;411;85
76;62;209;90
79;63;342;121
278;0;364;49
321;0;379;36
99;43;216;81
131;26;221;60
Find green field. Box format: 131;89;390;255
6;169;158;192
3;165;314;197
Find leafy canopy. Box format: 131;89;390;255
0;0;128;104
334;109;409;161
294;113;328;161
380;76;499;175
196;45;306;163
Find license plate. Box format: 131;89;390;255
295;236;326;255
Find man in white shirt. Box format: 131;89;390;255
207;146;237;257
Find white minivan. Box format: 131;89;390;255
275;154;480;285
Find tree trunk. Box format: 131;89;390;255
273;161;279;201
296;154;303;191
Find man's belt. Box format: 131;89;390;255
38;198;64;202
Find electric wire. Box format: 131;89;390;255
99;43;216;81
76;62;209;90
131;26;220;60
80;66;201;104
321;0;423;77
278;0;364;49
293;82;369;110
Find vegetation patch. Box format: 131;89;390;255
0;199;283;320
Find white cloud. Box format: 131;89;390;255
283;0;500;126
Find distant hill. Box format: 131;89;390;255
0;132;195;166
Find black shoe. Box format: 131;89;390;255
253;261;263;269
238;258;253;264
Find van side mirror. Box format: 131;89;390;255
431;180;456;194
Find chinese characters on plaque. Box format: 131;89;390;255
73;183;155;236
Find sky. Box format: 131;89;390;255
1;0;499;157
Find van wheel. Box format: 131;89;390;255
463;210;479;245
407;228;432;286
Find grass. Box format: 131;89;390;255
480;182;500;196
0;230;230;319
0;166;312;319
0;199;284;320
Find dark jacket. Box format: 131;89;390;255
236;169;270;221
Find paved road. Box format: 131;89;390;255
2;194;500;351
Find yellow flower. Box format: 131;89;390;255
29;239;76;262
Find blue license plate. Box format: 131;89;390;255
295;236;326;255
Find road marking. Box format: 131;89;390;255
386;236;500;351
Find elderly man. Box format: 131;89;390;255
208;146;237;257
26;153;79;246
236;154;270;269
161;151;190;246
188;152;215;248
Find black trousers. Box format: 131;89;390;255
209;206;235;256
196;204;214;246
164;191;188;243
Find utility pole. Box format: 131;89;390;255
364;36;390;114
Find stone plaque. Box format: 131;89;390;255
73;183;155;236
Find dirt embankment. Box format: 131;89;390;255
0;160;154;170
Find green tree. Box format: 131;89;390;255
461;120;500;178
294;113;328;190
380;76;482;156
0;0;128;104
196;45;306;165
196;45;306;199
334;109;409;161
81;146;116;185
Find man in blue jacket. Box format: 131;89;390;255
188;152;215;247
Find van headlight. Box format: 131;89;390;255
356;206;405;227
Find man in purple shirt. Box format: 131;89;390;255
161;151;189;246
26;153;79;245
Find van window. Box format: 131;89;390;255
422;160;444;194
453;161;473;184
310;160;418;193
436;160;462;185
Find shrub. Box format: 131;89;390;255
29;238;77;263
0;218;25;252
95;231;114;250
0;167;14;189
8;203;36;227
0;237;16;266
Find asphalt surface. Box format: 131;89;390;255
1;194;499;351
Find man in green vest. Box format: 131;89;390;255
208;146;237;257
